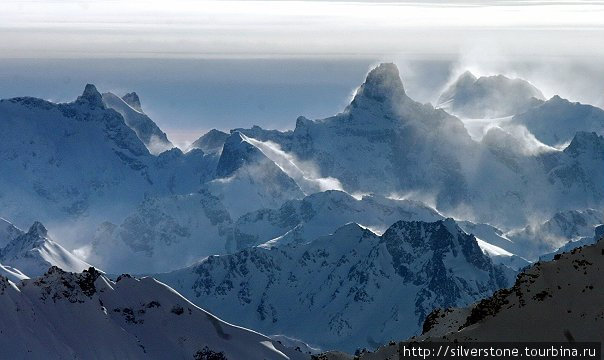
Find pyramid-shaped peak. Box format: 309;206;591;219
76;84;104;108
457;70;477;82
215;132;265;178
122;92;143;112
27;221;48;238
356;63;406;102
224;131;247;146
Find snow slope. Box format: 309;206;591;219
0;267;308;360
507;95;604;147
157;219;510;352
102;91;173;154
190;129;229;155
0;221;93;277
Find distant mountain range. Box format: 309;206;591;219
0;62;602;356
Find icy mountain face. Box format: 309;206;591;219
418;235;604;344
233;190;443;251
286;63;474;208
336;235;604;360
0;84;217;238
102;91;173;154
190;128;229;155
437;71;545;118
0;221;93;277
0;267;308;360
88;189;442;273
157;219;509;352
207;132;304;218
89;190;233;273
543;132;604;212
508;95;604;147
229;64;603;228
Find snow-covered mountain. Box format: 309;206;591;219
233;190;443;250
539;224;603;262
88;187;529;274
0;84;218;242
437;71;545;118
0;267;308;360
2;66;603;245
157;219;511;352
507;95;604;147
0;221;93;277
89;190;233;273
190;129;229;154
326;233;604;359
283;63;473;207
122;92;144;112
206;131;304;218
102;91;173;154
230;64;604;228
506;208;603;259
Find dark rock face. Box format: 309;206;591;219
215;132;267;178
122;92;143;112
32;266;102;303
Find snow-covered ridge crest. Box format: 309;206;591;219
157;218;511;352
0;266;308;359
102;90;173;154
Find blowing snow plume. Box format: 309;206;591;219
244;136;344;195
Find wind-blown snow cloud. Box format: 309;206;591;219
245;137;344;194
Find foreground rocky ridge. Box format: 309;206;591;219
0;267;308;360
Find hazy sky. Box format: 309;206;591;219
1;0;603;145
3;0;604;58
